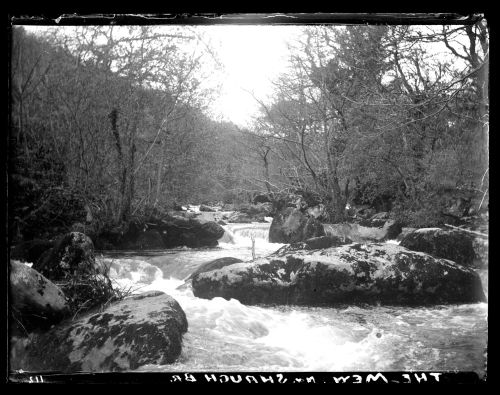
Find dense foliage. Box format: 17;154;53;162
251;24;489;225
9;22;489;243
9;26;262;242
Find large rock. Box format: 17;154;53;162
188;257;244;281
33;232;99;279
269;207;325;243
10;261;70;333
324;220;402;242
10;292;188;372
133;229;165;250
155;218;224;248
96;216;224;250
382;219;403;240
400;228;476;267
32;232;115;314
192;243;485;306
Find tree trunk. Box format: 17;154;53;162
477;55;489;171
154;139;165;208
325;124;345;223
109;108;126;223
327;174;345;223
120;140;135;222
466;24;489;179
263;148;271;193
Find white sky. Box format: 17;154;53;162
196;25;301;127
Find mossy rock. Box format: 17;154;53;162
400;228;476;267
269;207;325;243
10;261;70;333
11;292;188;372
192;243;485;306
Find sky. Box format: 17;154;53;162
198;25;301;127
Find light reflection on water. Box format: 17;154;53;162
102;223;488;375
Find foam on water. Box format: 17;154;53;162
103;255;487;372
100;223;487;373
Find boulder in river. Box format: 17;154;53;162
269;207;325;243
10;260;70;333
156;217;225;248
31;232;115;314
134;229;165;250
192;243;486;306
33;232;99;279
10;291;188;372
400;228;476;267
95;214;224;250
381;219;403;240
188;257;244;281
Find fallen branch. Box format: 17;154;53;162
478;188;488;212
444;224;488;238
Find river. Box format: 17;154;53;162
99;222;488;375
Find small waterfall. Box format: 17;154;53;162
224;223;271;243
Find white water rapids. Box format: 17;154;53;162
100;223;488;374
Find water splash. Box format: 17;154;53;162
100;223;487;373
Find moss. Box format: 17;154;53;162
88;312;115;327
351;260;377;280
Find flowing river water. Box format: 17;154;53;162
99;222;488;375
